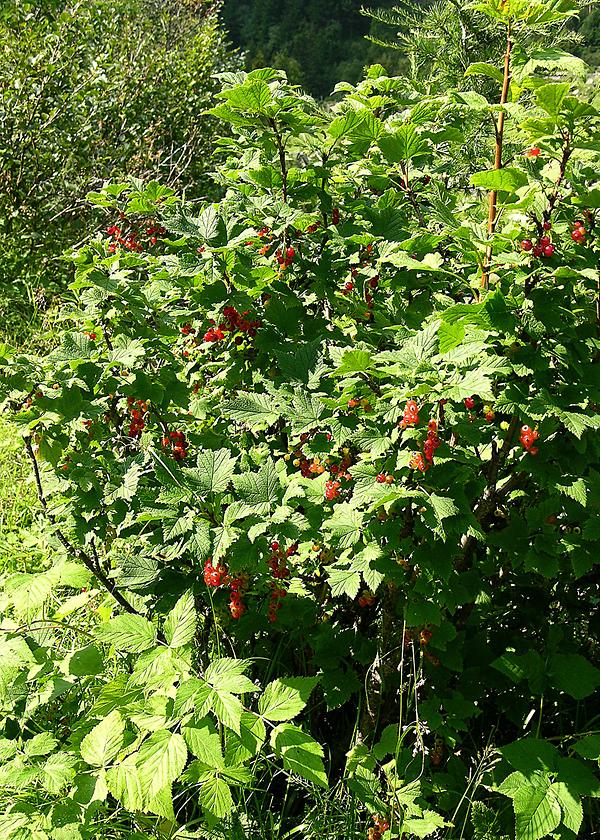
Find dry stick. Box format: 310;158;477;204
481;21;512;291
24;436;141;617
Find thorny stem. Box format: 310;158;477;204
481;20;512;290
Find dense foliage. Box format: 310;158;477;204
0;0;237;333
1;0;600;838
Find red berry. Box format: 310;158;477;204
464;397;475;410
543;221;552;231
286;246;295;262
376;473;386;484
332;207;340;225
542;244;555;257
539;236;551;248
521;239;533;252
344;281;354;292
533;245;543;257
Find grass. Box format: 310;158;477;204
0;415;45;574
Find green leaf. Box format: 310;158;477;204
271;723;328;788
80;711;125;767
332;349;373;377
549;782;583;834
182;718;223;768
198;775;233;820
224;712;266;765
42;752;77;794
211;688;243;734
136;730;187;801
164;590;196;648
535;82;570;117
96;615;157;653
106;756;144;811
326;565;362;599
378;124;427;163
323;503;364;550
465;62;505;85
23;732;58;757
222;392;281;430
205;658;256;694
438;321;465;354
403;810;447;837
258;677;320;722
499;739;559;774
232;458;281;513
499;771;561;840
548;653;600;699
471;167;528;192
184;448;238;494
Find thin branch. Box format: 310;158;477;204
24;436;141;617
481;20;512;290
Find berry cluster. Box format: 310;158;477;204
331;207;340;226
571;220;587;244
84;330;97;340
400;399;419;428
276;246;295;269
358;589;376;608
162;429;188;461
267;541;294;622
376;472;394;484
203;558;228;587
325;479;341;500
423;419;441;464
409;452;428;473
181;323;195;336
367;815;390;840
229;575;248;620
521;221;555;258
348;397;373;412
464;396;475;410
126;397;148;438
520;424;539;455
203;306;261;344
106;220;166;254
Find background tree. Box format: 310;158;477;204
0;0;238;338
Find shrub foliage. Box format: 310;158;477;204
1;0;600;837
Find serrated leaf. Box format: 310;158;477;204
549;782;583;834
258;677;320;722
548;653;600;699
96;615;157;653
184;448;238;494
24;732;58;757
326;565;361;599
205;658;256;694
323;503;364;550
136;730;187;801
164;590;196;648
182;718;223;768
471;167;528;192
198;775;233;819
232;458;281;513
271;724;328;788
80;711;124;767
222;392;280;430
106;756;144;811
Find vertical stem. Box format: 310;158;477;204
481;20;512;290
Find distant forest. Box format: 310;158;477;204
220;0;402;98
221;0;600;97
